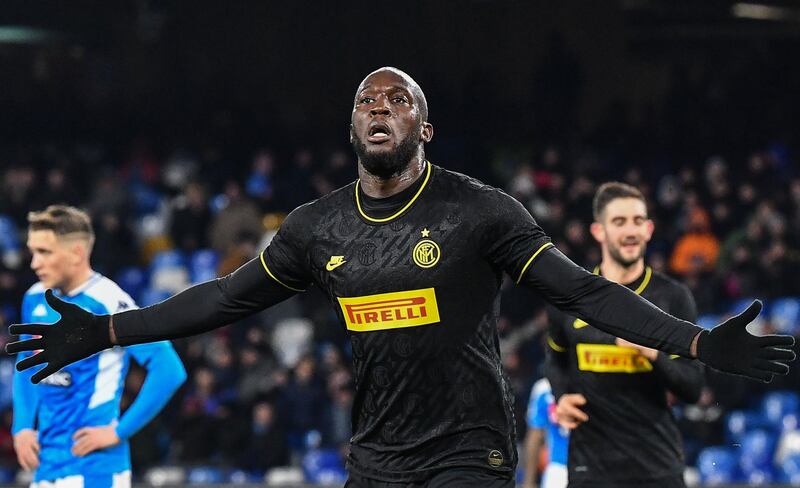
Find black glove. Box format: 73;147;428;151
696;300;796;382
5;289;112;384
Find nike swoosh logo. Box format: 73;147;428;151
573;318;588;329
326;256;347;271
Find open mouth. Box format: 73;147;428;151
367;122;392;143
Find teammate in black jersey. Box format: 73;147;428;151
546;182;703;488
7;68;795;488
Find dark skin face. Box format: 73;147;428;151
350;68;433;198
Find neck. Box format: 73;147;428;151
60;266;95;295
358;156;426;198
599;254;645;285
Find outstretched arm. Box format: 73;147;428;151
520;247;795;382
8;257;297;383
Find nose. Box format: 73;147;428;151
30;254;41;271
369;96;392;117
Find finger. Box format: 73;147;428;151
8;324;50;337
754;359;790;375
45;288;81;316
569;394;587;406
16;353;48;371
756;334;796;349
562;404;589;422
31;439;40;455
31;363;60;384
5;338;44;354
731;299;763;325
73;428;88;441
758;347;796;362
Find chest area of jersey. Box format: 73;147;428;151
310;209;489;332
311;207;477;284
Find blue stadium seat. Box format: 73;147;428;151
730;298;760;315
302;448;347;484
129;182;164;216
138;287;172;307
189;249;219;284
742;466;775;485
780;453;800;484
0;215;20;252
187;466;224;485
115;266;147;302
725;410;771;442
762;391;800;428
697;446;739;484
771;297;800;335
739;429;777;472
150;249;187;270
782;413;800;433
696;314;720;330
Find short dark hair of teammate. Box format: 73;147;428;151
592;182;645;222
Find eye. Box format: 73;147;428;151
359;97;374;104
392;96;408;104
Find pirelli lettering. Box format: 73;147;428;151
576;343;653;373
338;288;441;332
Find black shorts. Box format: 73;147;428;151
344;468;515;488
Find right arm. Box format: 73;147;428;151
112;256;297;345
115;203;314;345
9;206;315;383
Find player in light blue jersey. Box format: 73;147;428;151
12;205;187;488
523;378;569;488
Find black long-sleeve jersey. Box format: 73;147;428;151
115;162;703;482
546;266;704;487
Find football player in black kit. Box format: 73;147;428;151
546;182;703;488
7;68;796;488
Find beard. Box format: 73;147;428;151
352;130;421;180
608;241;645;267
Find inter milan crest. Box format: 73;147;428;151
412;228;440;268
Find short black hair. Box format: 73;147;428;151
592;182;646;221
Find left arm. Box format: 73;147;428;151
72;342;186;456
481;188;794;381
648;285;704;403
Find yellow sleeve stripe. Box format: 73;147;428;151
547;335;567;353
516;242;555;284
259;250;306;293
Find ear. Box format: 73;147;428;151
70;241;88;266
349;124;355;145
643;219;655;242
589;222;605;244
420;122;433;143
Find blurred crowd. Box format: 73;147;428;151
0;136;798;480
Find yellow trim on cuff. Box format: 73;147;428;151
259;251;305;293
547;335;567;353
355;161;431;223
516;242;555;284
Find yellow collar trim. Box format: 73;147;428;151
355;161;431;223
593;265;652;295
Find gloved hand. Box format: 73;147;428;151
6;289;112;384
697;300;796;382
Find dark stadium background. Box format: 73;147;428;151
1;1;799;486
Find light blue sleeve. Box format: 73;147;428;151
12;296;40;434
528;391;550;430
115;341;186;440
